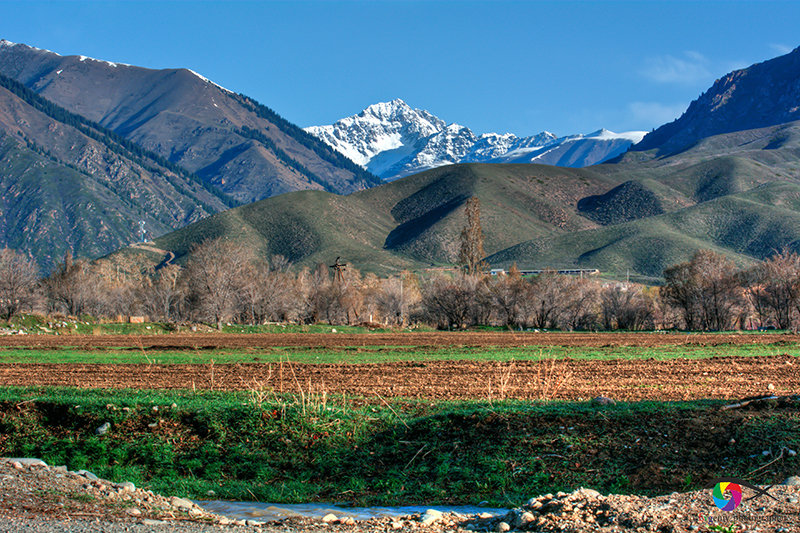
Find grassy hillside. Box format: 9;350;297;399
109;121;800;279
488;181;800;277
129;163;623;273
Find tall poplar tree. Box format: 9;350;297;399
459;197;486;276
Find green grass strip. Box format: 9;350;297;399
0;387;797;507
1;343;798;365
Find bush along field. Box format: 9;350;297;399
0;387;797;507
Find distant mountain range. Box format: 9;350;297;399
0;39;380;205
116;45;800;280
0;39;381;270
306;99;645;180
3;37;800;280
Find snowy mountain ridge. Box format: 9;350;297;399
306;99;646;180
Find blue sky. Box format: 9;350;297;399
2;0;798;136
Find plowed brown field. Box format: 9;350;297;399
0;355;796;401
0;331;798;349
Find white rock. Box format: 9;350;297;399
497;522;511;532
421;509;443;525
574;487;602;499
4;458;47;467
170;496;194;509
76;469;99;481
322;513;338;523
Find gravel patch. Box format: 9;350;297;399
1;457;798;532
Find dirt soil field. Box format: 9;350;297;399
1;331;799;349
0;355;795;401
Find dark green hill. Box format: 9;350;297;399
119;163;622;273
487;181;800;278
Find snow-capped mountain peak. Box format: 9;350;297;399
306;100;646;180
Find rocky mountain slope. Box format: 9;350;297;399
306;99;645;180
0;40;380;203
0;72;231;271
633;45;800;156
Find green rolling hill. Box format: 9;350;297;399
111;120;800;280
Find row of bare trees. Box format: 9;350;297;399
2;242;800;331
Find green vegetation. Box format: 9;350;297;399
0;314;423;336
102;120;800;279
1;342;798;365
0;387;797;506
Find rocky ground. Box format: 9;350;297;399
1;458;798;532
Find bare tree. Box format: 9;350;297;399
559;277;600;331
738;265;771;329
140;264;184;322
661;259;701;330
758;250;800;329
0;248;40;319
662;250;741;331
373;277;405;326
92;255;146;318
523;271;565;329
420;274;476;329
692;250;741;330
600;284;653;330
459;197;486;276
44;252;99;316
487;264;528;327
183;238;255;329
305;263;365;325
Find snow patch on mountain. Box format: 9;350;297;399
306;99;646;180
187;69;233;93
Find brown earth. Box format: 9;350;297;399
1;331;799;349
0;354;796;401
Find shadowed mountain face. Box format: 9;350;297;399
577;181;664;225
0;40;380;204
0;73;231;272
633;46;800;156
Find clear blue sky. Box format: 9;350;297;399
2;1;798;136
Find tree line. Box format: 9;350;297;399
1;242;800;331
